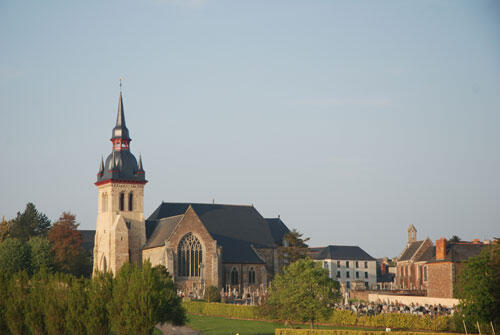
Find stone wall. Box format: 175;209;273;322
427;262;454;298
368;293;458;308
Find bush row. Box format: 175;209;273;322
275;330;461;335
182;301;457;332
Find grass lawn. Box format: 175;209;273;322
186;313;381;335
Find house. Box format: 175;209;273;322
309;245;377;290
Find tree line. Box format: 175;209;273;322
0;203;91;277
0;262;185;335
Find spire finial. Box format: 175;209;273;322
120;77;123;93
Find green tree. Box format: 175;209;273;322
66;277;89;335
279;229;310;265
10;203;51;242
455;243;500;328
266;258;340;328
0;238;31;275
28;236;54;273
109;261;185;335
85;272;113;335
25;270;49;335
44;273;70;335
448;235;461;243
204;285;221;302
0;273;10;334
6;271;29;335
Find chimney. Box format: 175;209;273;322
436;238;447;260
473;238;480;244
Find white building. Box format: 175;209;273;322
310;245;377;290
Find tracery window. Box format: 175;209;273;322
248;267;256;284
231;267;239;285
177;233;202;277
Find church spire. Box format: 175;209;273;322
111;89;131;150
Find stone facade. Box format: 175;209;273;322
93;182;146;274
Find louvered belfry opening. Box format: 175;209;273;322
177;233;203;277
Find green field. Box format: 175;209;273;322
186;314;381;335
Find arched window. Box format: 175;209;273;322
128;192;133;211
231;267;239;285
119;192;125;211
248;267;256;284
177;233;202;277
102;193;108;212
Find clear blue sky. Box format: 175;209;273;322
1;0;499;257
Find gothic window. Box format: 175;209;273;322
231;267;239;285
102;193;108;212
119;193;125;211
177;233;202;277
128;192;133;211
248;267;256;284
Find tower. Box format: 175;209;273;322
93;91;147;275
408;224;417;243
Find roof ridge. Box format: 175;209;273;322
161;201;254;208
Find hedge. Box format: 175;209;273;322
275;330;462;335
182;301;456;332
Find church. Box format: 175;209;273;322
92;91;290;298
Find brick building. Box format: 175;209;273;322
396;225;433;291
91;91;290;298
425;238;486;298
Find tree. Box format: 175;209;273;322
28;236;54;273
9;203;51;242
6;271;29;335
266;258;340;328
109;261;185;335
66;277;89;335
448;235;461;243
0;273;10;334
455;243;500;328
0;216;11;242
48;212;90;276
280;228;310;265
204;285;221;302
25;270;49;335
85;272;113;335
44;273;70;335
0;238;31;275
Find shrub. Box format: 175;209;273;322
274;330;462;335
204;285;221;303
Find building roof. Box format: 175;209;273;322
416;246;435;262
399;241;425;261
309;245;375;261
427;243;486;263
96;92;145;184
265;218;290;246
146;202;284;264
143;215;184;250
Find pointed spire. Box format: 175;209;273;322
138;154;143;170
111;89;130;141
98;156;104;175
116;91;126;128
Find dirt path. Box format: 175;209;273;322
156;323;201;335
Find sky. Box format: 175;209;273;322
1;0;499;258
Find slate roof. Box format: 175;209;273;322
427;243;487;263
143;215;184;250
399;241;425;261
265;218;290;246
146;202;280;264
79;230;96;255
416;246;435;262
310;245;375;261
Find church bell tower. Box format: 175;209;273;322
93;90;147;275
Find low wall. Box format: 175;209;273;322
368;293;459;308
